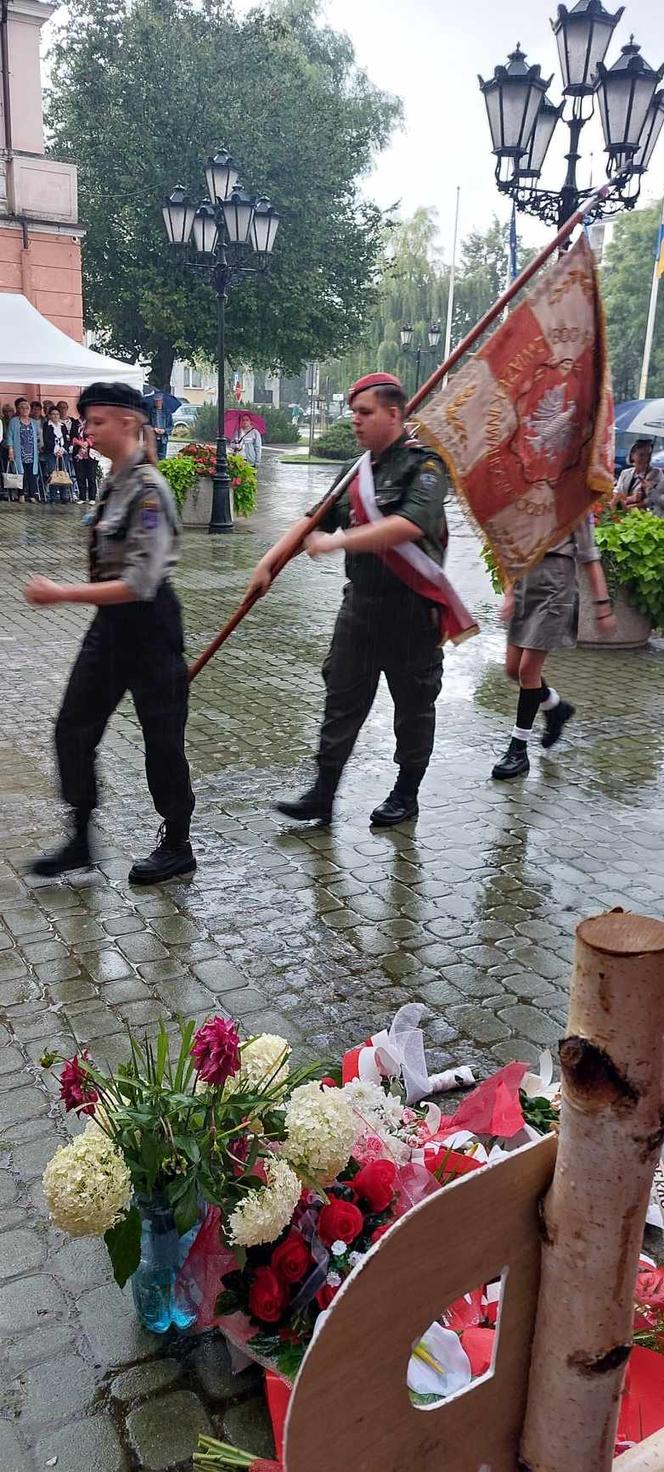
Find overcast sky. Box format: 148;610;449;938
318;0;664;258
45;0;664;258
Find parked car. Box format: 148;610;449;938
171;405;199;440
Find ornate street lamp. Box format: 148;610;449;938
162;151;279;533
479;2;664;228
400;323;442;391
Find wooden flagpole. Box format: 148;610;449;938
188;187;608;683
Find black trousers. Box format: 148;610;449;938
75;459;97;501
55;584;195;827
317;583;443;775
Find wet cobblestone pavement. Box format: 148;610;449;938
1;451;664;1468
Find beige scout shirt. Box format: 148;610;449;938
91;449;179;600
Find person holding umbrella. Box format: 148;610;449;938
614;439;664;515
145;389;173;461
231;411;263;469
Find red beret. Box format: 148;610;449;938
347;372;404;406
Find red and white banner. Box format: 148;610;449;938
347;452;479;646
415;233;614;585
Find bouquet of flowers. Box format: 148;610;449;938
40;1018;320;1295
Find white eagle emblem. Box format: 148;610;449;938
523;385;576;464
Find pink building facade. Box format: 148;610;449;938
1;0;84;399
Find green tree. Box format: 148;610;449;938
45;0;401;383
601;204;664;402
321;210;534;402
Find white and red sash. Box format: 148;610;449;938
348;452;479;646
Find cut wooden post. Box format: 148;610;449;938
520;911;664;1472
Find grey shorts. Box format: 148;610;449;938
508;554;579;651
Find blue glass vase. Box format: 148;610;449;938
131;1198;204;1334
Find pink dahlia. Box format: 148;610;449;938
59;1051;98;1117
191;1017;241;1087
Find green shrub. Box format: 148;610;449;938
315;420;358;460
594;508;664;631
193;402;218;442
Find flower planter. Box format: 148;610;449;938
180;475;213;528
578;580;651;650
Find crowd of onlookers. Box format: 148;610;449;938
0;397;99;504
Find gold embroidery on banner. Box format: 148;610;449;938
497;336;546;392
444;382;476;447
546;266;593;307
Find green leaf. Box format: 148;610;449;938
173;1185;199;1237
104;1206;142;1290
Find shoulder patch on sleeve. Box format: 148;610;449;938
139;493;161;529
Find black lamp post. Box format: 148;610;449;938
162;150;280;532
399;322;442;391
479;2;664;228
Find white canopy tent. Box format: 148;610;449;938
0;293;143;390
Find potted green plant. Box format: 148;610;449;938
158;446;257;526
582;508;663;648
481;511;657;650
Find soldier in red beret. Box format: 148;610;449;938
246;373;451;826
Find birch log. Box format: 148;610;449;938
617;1430;664;1470
520;910;664;1472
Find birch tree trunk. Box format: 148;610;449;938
520;910;664;1472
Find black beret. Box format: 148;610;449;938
77;381;146;418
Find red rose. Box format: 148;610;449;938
371;1224;390;1244
353;1160;398;1212
320;1076;337;1088
271;1231;313;1285
317;1200;364;1248
315;1283;338;1310
248;1266;289;1324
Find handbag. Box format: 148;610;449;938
3;471;23;492
49;468;72;487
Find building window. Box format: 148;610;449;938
183;366;202;389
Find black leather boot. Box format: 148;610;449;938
128;823;196;885
491;739;530;780
274;765;340;824
541;699;575;749
370;765;426;826
30;813;92;877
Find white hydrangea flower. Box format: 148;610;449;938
284;1082;357;1183
341;1077;410;1162
327;1271;342;1288
43;1131;132;1237
228;1156;302;1248
240;1034;291;1091
331;1240;347;1257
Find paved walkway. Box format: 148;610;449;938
1;452;664;1469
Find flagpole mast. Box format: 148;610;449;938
442;186;461;387
188;186;607;682
638;201;664;400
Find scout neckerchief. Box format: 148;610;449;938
347;449;479;646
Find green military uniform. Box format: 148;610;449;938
309;433;448;785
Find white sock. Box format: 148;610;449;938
540;686;560;712
511;726;533;743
